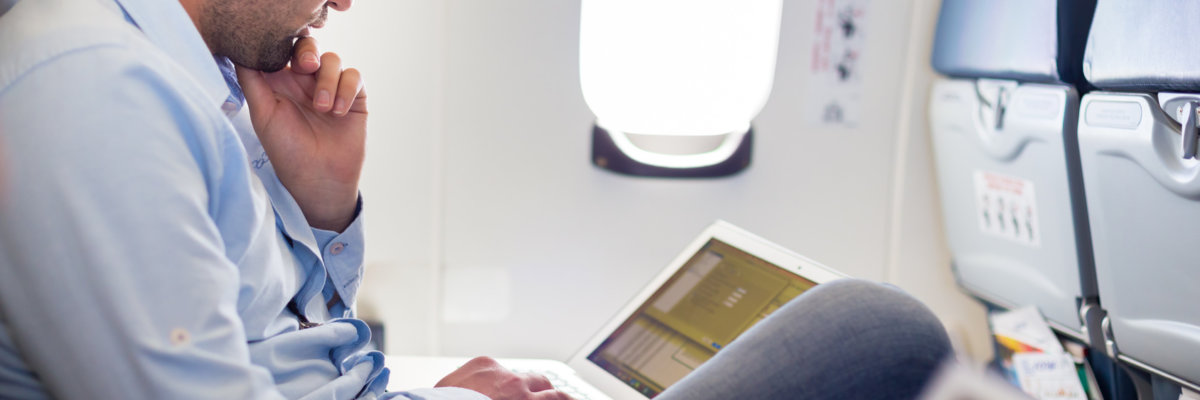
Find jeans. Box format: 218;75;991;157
657;279;953;400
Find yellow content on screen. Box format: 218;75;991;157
586;239;817;398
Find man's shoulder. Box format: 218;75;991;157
0;0;162;91
0;0;231;177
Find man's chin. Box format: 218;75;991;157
228;55;289;73
256;43;298;72
225;43;292;73
255;61;289;73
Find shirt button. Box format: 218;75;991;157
330;242;345;255
170;328;191;346
220;101;239;117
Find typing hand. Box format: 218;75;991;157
436;357;574;400
236;36;366;232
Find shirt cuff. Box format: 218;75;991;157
312;194;365;312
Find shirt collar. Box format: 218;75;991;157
111;0;231;108
214;55;246;116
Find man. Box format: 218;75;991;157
0;0;522;397
0;0;952;398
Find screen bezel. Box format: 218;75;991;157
564;220;848;399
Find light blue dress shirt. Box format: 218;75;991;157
0;0;483;398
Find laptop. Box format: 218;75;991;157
385;220;848;399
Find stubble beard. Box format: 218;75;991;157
202;0;297;72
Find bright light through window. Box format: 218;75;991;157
580;0;783;138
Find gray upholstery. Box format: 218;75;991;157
1084;0;1200;91
932;0;1096;85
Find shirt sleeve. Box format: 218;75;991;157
312;195;367;317
224;103;367;320
0;46;287;399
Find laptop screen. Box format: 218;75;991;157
585;238;818;397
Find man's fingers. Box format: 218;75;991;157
464;356;501;369
522;373;554;392
333;68;365;116
313;52;343;112
531;390;574;400
291;37;321;74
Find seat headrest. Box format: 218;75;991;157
1084;0;1200;91
932;0;1096;85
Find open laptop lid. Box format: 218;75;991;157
565;220;847;398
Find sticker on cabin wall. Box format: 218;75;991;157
807;0;870;128
974;171;1041;247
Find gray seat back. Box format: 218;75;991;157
1076;0;1200;390
928;0;1100;342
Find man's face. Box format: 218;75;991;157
203;0;330;72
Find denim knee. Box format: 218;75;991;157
800;279;952;394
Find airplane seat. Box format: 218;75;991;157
1077;0;1200;394
928;0;1100;346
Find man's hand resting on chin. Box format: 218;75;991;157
237;36;366;232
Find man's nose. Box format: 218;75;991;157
326;0;351;12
